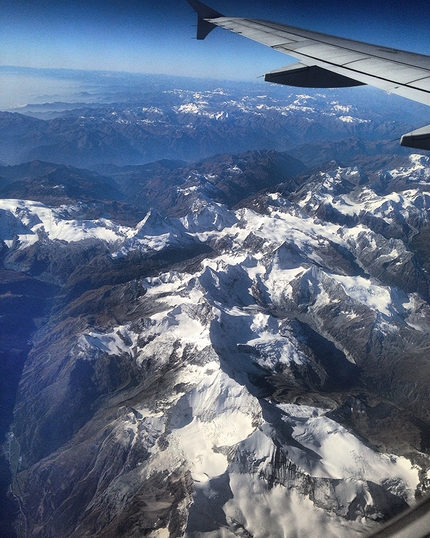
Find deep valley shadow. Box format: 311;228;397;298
0;270;57;538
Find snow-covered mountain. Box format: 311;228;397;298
2;151;430;537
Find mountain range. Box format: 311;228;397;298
1;137;430;537
2;78;428;168
2;68;430;537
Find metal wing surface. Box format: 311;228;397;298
186;0;430;149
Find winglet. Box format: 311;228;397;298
186;0;224;40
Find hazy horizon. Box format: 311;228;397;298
0;65;270;111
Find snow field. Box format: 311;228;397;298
0;199;130;247
223;474;374;538
288;411;418;494
76;247;421;538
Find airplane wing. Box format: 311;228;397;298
186;0;430;150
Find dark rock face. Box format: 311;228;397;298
2;149;430;537
0;271;57;538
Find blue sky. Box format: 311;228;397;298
1;0;430;80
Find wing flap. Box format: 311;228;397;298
273;44;371;65
273;42;373;68
344;58;430;84
413;78;430;91
213;17;295;47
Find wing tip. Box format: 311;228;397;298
186;0;223;40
